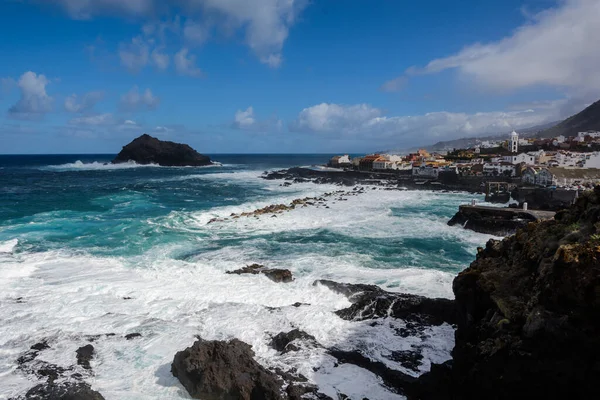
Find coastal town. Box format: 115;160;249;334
328;130;600;190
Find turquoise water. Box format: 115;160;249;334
0;154;492;399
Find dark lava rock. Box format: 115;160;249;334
270;329;318;353
15;382;105;400
447;207;537;236
125;333;142;340
386;350;423;373
227;264;294;283
30;341;50;352
75;345;95;370
314;280;455;325
112;134;212;167
409;187;600;400
329;349;416;395
171;338;284;400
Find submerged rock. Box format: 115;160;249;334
227;264;294;283
112;134;212;167
171;338;284;400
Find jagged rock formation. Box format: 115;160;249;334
171;339;285;400
447;206;537;236
112;134;212;166
227;264;293;283
270;329;318;353
315;280;456;325
412;187;600;399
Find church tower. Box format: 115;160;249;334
510;131;519;153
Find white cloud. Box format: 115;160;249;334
119;86;160;111
151;47;170;70
289;102;575;146
45;0;309;68
47;0;155;19
393;0;600;93
232;106;283;131
8;71;54;120
174;48;202;77
119;36;150;72
69;113;115;126
64;91;104;113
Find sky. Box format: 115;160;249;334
0;0;599;154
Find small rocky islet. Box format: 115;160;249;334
112;134;213;167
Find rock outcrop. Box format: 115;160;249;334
411;187;600;400
314;280;456;325
270;329;318;353
171;339;285;400
447;206;537;236
112;134;212;167
227;264;293;283
16;383;105;400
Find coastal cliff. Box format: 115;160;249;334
415;187;600;399
112;134;212;167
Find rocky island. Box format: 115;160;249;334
112;134;212;167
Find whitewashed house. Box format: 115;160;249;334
412;164;439;178
483;162;516;177
522;167;555;187
502;153;535;165
582;152;600;168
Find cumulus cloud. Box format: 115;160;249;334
385;0;600;93
43;0;309;68
289;101;577;146
64;91;104;113
7;71;54;120
232;106;283;131
151;47;170;70
119;36;150;72
119;86;160;111
174;48;202;77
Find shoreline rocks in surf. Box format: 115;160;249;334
227;263;294;283
262;167;492;194
112;134;212;167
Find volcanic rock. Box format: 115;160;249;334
171;338;284;400
314;280;456;325
409;187;600;400
270;329;318;353
227;264;294;283
112;134;212;167
75;344;95;370
15;382;105;400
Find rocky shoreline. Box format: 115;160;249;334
262;167;492;194
9;182;598;399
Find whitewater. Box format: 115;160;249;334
0;154;495;399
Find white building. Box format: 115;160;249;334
412;164;439;178
578;131;600;139
483;162;516;177
522;167;556;187
502;153;535;165
582;152;600;169
509;131;519;153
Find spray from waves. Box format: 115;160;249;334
0;238;18;253
0;248;449;399
41;160;227;172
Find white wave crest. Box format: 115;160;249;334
0;238;18;253
44;160;159;171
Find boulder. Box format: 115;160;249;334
171;338;285;400
15;382;105;400
75;345;94;370
112;134;212;167
270;329;318;353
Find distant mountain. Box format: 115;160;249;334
386;121;559;154
537;99;600;138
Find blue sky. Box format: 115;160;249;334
1;0;598;154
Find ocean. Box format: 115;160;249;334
0;154;495;399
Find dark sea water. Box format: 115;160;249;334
0;154;494;399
